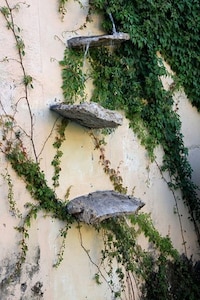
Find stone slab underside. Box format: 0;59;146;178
67;33;130;48
66;190;145;224
50;102;123;129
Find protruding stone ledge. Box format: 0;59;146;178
66;190;145;225
50;102;123;129
67;32;130;49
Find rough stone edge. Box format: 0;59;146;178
50;102;123;129
66;190;145;225
67;33;130;48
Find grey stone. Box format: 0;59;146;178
66;190;145;224
67;33;130;48
50;102;123;129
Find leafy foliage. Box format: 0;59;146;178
91;0;200;110
143;254;200;300
100;215;200;299
60;48;86;103
61;0;200;237
1;1;200;299
87;1;200;232
52;119;68;188
7;144;73;222
60;2;200;296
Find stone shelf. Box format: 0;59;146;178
50;102;123;129
66;190;145;225
67;32;130;49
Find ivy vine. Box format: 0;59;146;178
59;1;200;297
61;0;200;242
1;0;200;299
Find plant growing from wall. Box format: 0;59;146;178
90;132;127;194
0;1;74;284
88;134;200;299
51;118;68;188
1;1;200;299
59;0;200;297
58;0;68;19
61;0;200;244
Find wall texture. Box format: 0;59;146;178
0;1;199;299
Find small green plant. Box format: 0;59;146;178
51;119;68;188
53;224;71;268
2;171;22;218
23;75;33;88
58;0;68;20
94;273;102;285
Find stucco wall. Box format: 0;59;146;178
0;1;200;299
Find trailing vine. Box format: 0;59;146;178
51;118;68;188
6;142;73;222
60;48;87;103
58;1;200;297
0;1;37;161
89;132;199;298
2;171;22;219
61;0;200;243
155;160;187;254
90;132;127;194
0;1;74;281
1;1;200;299
88;46;200;237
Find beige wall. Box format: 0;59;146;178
0;1;200;299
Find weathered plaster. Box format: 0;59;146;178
0;0;200;299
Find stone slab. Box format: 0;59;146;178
50;102;123;129
67;33;130;48
66;190;145;224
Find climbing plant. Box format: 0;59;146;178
61;0;200;241
91;136;200;299
0;0;200;299
59;1;200;297
99;215;200;300
90;0;200;109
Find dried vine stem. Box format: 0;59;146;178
126;271;138;300
90;132;127;194
77;224;119;297
37;116;60;159
155;159;197;254
1;0;37;161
